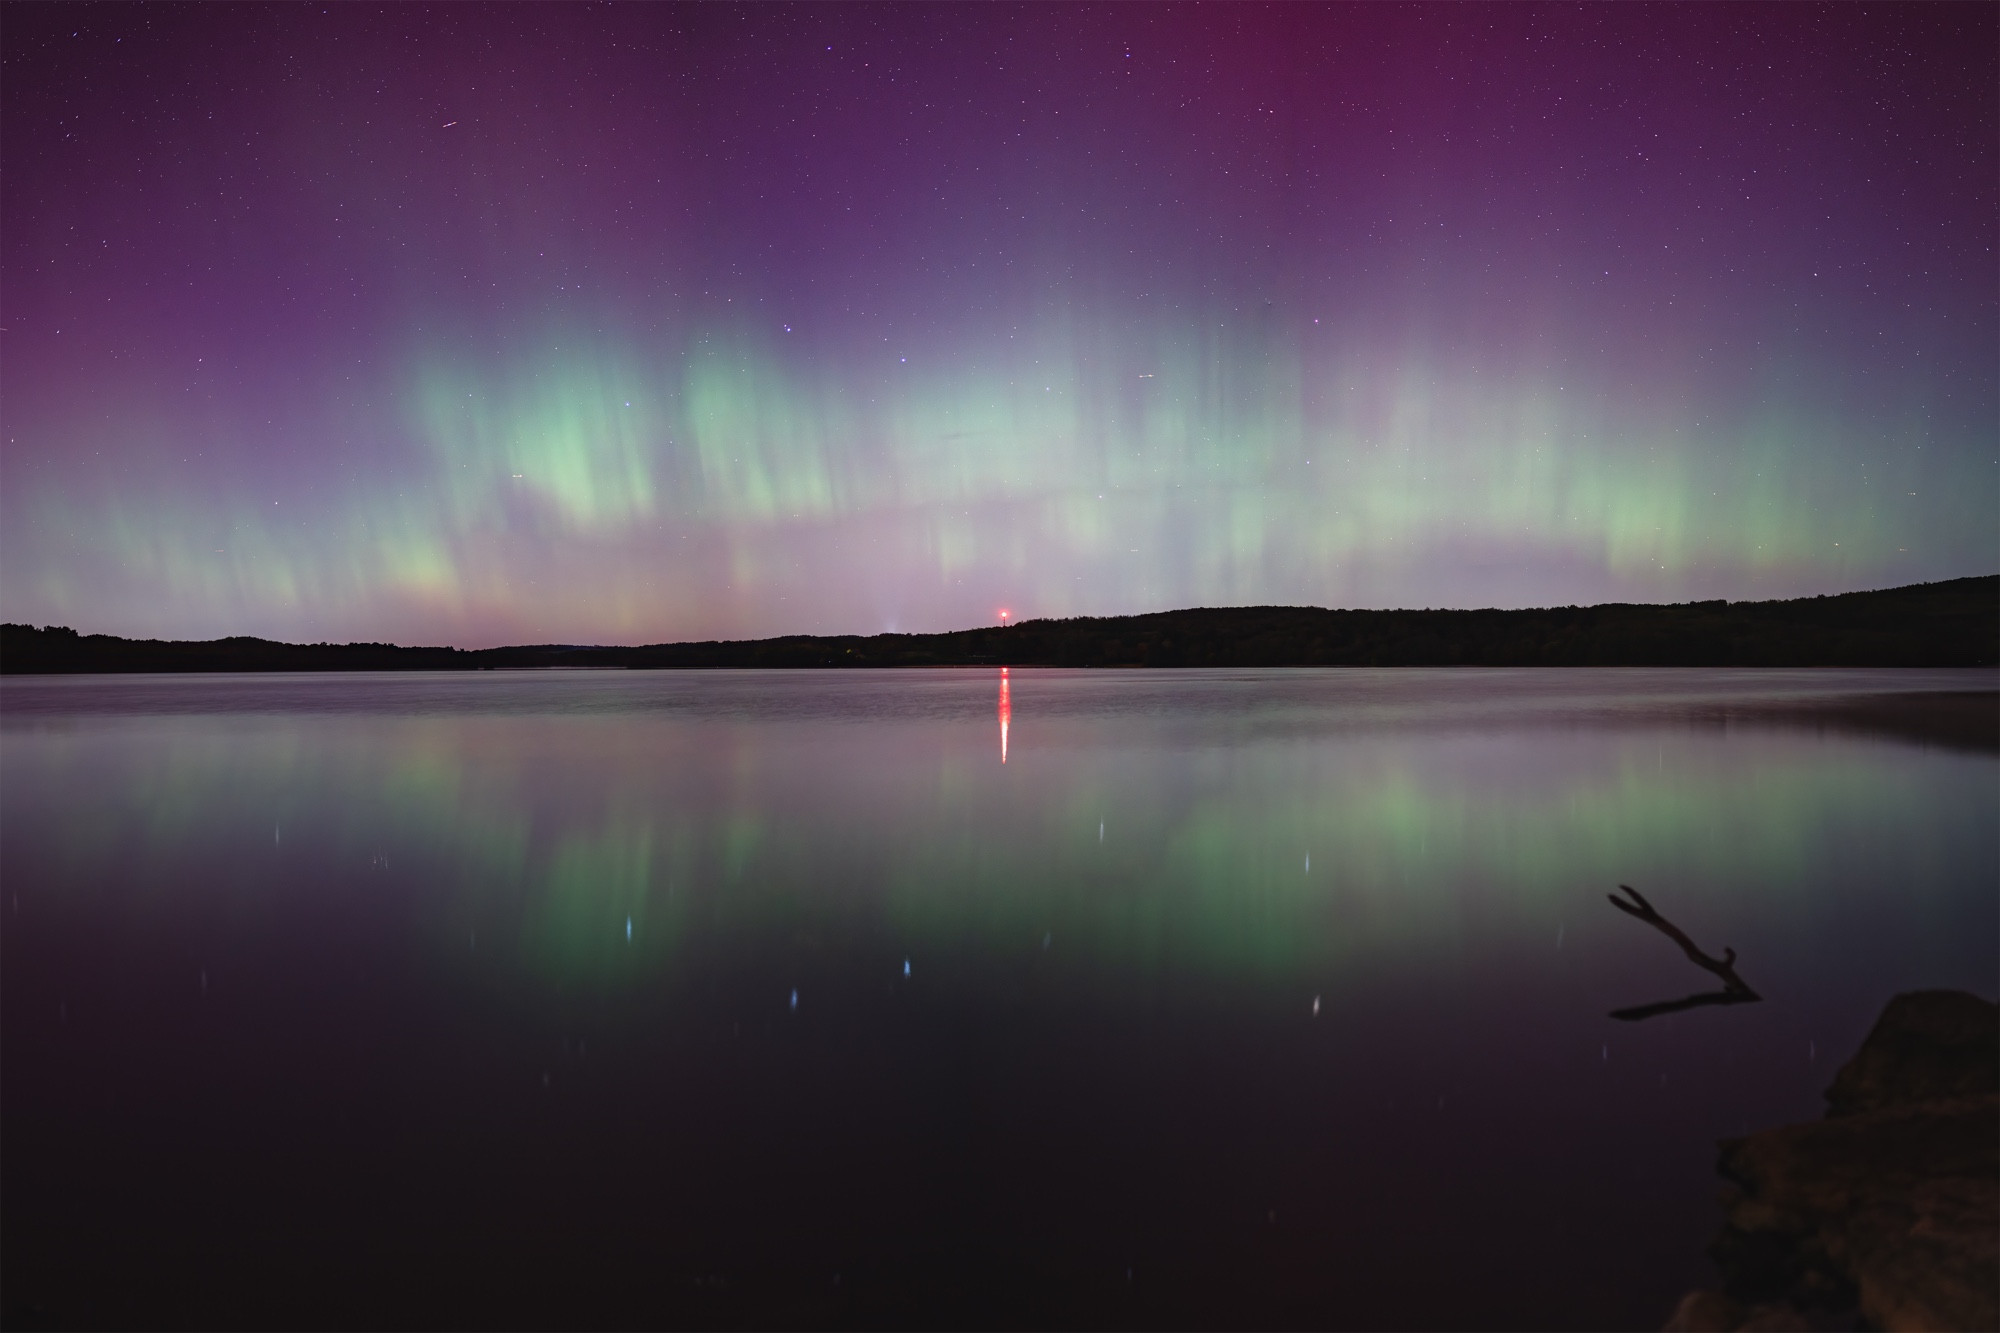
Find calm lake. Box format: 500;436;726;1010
4;668;1995;1329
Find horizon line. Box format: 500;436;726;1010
9;573;1996;656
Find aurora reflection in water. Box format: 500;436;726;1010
3;669;1993;1327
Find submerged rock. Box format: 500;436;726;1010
1666;990;2000;1333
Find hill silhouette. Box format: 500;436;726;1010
3;576;1995;673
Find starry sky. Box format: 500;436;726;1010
4;3;1994;647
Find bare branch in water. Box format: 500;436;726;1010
1606;884;1761;1021
1610;989;1761;1022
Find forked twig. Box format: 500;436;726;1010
1607;884;1759;1000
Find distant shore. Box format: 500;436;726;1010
3;575;1995;674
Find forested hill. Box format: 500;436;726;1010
4;575;1995;673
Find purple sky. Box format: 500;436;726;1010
4;3;1993;646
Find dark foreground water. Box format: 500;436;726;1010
4;669;1995;1330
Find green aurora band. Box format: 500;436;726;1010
12;320;1982;645
6;6;1993;644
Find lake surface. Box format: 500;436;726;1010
4;668;1995;1329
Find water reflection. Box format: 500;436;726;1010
2;671;1990;997
2;669;1994;1330
998;666;1010;763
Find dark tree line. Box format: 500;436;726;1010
4;575;1995;673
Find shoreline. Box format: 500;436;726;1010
4;576;1997;674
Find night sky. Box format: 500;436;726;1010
4;4;1993;647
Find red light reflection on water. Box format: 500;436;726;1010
998;667;1010;763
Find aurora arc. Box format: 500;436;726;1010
3;5;1992;646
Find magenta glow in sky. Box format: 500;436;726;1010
3;4;1993;646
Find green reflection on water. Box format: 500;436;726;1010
3;704;1986;992
533;824;657;981
877;740;1919;981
